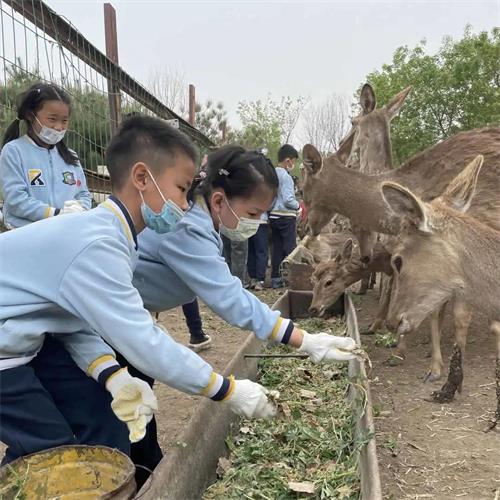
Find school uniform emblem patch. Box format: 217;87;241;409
28;169;45;186
62;171;76;185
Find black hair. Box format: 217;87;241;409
2;82;78;166
278;144;299;163
188;145;279;204
105;115;198;190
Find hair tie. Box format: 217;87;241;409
218;168;229;176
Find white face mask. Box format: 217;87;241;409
219;198;261;242
34;115;67;145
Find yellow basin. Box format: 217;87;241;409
0;445;136;499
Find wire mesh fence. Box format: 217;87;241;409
0;0;213;202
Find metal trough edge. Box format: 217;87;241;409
137;291;381;499
345;293;383;500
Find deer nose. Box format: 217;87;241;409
309;305;319;316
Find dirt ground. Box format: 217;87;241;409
356;289;500;500
152;288;280;453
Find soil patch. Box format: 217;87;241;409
356;290;500;499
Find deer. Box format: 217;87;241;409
310;232;476;381
302;124;500;380
309;238;393;324
381;155;500;430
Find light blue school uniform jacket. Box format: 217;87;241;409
0;196;217;395
270;166;299;216
133;199;294;344
0;135;92;228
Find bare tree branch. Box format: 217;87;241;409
301;94;351;154
147;66;187;118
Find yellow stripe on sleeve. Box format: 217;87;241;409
87;354;116;375
269;317;283;341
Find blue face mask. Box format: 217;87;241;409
140;170;185;234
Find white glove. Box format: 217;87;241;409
223;379;276;419
106;369;158;443
60;200;85;215
298;331;357;364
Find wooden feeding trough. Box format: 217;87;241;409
139;291;381;499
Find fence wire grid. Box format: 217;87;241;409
0;0;213;202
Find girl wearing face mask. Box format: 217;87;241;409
131;147;357;470
0;83;91;229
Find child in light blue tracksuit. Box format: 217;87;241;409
131;146;358;476
0;83;120;462
269;144;300;288
0;118;277;484
0;83;92;229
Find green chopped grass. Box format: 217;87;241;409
374;331;398;348
204;322;368;500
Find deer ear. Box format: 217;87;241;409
385;86;412;119
360;84;376;114
441;155;483;212
337;128;356;164
382;182;432;233
302;144;323;175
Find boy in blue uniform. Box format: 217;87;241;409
269;144;300;288
0;117;275;470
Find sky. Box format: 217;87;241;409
43;0;499;136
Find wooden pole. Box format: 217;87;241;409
104;3;121;135
188;84;196;126
221;120;227;144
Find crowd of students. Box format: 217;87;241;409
0;82;356;488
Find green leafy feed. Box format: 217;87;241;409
204;320;368;500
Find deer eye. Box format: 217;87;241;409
392;255;403;273
325;279;333;287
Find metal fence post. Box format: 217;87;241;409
104;3;121;135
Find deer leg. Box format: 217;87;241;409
485;321;500;432
378;273;385;300
430;343;463;403
424;304;446;383
354;276;370;295
452;298;472;394
365;275;393;334
369;272;376;289
430;299;471;402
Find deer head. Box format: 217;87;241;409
349;84;412;174
383;155;484;336
302;132;356;236
309;239;361;317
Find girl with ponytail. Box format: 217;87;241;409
127;145;357;481
0;82;91;228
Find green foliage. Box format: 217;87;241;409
195;99;228;146
0;59;41;135
374;331;398;348
362;26;500;163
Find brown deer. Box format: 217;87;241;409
382;155;499;429
309;237;460;382
347;84;411;293
303;131;500;380
302;127;500;242
309;239;392;323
